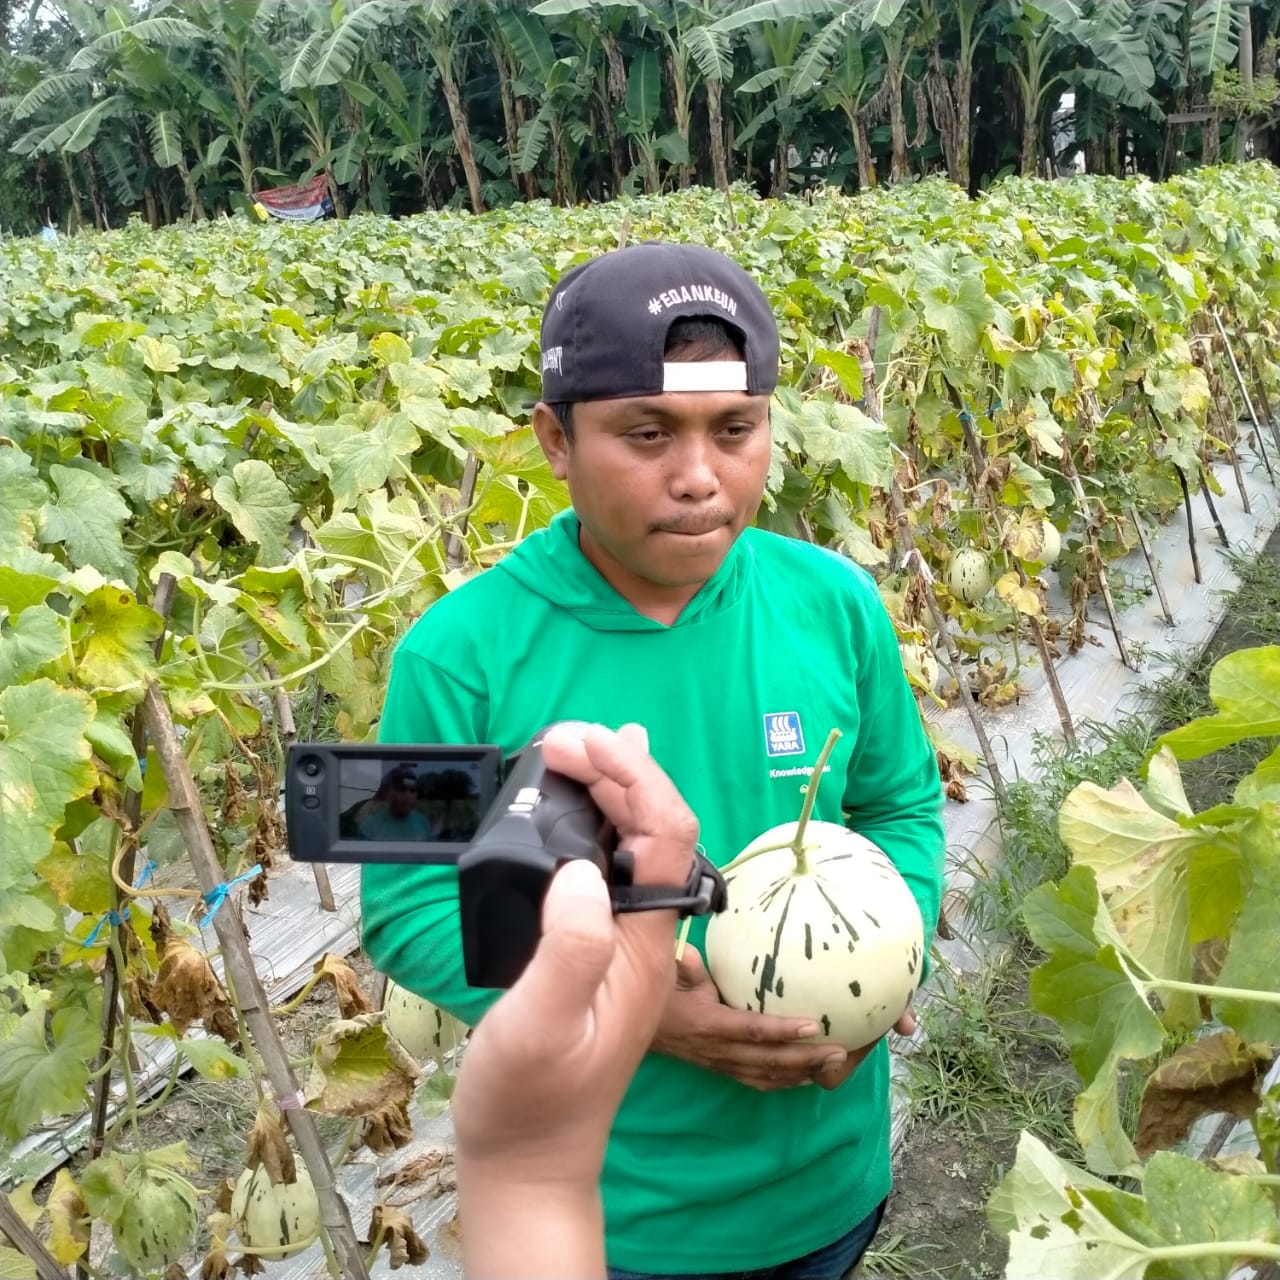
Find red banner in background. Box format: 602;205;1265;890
253;174;335;221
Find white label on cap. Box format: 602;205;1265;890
662;361;748;393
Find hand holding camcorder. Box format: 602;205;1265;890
284;723;728;989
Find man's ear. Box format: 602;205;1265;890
531;402;571;481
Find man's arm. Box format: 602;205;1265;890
843;575;947;980
359;645;504;1030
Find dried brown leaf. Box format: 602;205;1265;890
213;1179;236;1216
153;935;240;1045
367;1203;430;1270
163;1264;188;1280
200;1247;236;1280
243;1105;297;1184
233;1254;265;1276
1134;1032;1276;1159
361;1100;416;1156
375;1147;455;1195
222;760;247;825
315;953;375;1019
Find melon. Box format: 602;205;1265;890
946;548;993;605
705;730;925;1052
230;1165;321;1259
382;979;468;1060
1038;519;1062;566
112;1166;200;1274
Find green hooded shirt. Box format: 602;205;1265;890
361;508;945;1273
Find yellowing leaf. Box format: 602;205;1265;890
138;335;181;373
71;584;163;691
304;1012;422;1118
995;571;1042;617
369;332;412;366
46;1170;90;1265
0;680;98;890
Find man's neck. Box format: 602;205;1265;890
576;528;707;627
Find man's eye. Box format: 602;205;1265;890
722;423;758;439
628;428;665;443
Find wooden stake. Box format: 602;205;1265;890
1196;460;1231;546
850;335;1007;798
272;677;336;912
1246;348;1280;462
82;572;178;1280
1209;355;1273;486
0;1198;69;1280
141;685;371;1280
1217;311;1280;456
1176;465;1203;584
443;453;481;572
1127;506;1175;625
1018;566;1075;747
1061;449;1133;669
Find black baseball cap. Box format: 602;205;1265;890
538;241;781;403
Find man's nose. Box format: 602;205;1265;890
669;438;720;500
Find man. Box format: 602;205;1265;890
362;241;946;1278
355;766;432;843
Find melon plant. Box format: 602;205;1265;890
899;641;940;693
383;979;468;1060
946;548;993;605
112;1165;200;1274
230;1165;322;1260
705;730;925;1051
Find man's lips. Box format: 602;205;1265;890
652;514;733;536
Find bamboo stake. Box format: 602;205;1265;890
443;453;481;572
1127;505;1175;625
1246;348;1280;460
0;1198;70;1280
1061;448;1133;670
1208;349;1273;486
272;677;335;912
852;336;1007;798
1194;330;1255;507
141;685;371;1280
951;392;1075;744
1196;459;1231;546
1216;311;1280;456
1017;564;1075;746
82;574;178;1280
1176;465;1203;584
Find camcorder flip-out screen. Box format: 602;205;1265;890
283;730;730;989
286;743;507;865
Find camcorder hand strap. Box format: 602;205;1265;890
607;849;729;919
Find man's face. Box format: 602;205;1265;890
389;778;417;818
532;389;772;603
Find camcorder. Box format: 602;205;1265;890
284;725;728;989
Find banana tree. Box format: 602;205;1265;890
814;25;884;190
918;0;986;189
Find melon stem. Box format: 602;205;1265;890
791;728;842;875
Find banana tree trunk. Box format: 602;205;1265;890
437;57;483;213
771;140;789;197
84;151;110;230
493;44;523;195
512;96;537;200
888;62;909;182
706;76;729;191
955;62;972;191
843;105;872;190
601;33;629;194
176;153;206;221
928;40;960;182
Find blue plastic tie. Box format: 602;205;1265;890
134;859;157;889
200;863;263;928
84;906;130;947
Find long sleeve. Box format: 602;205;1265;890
359;644;505;1029
841;581;947;983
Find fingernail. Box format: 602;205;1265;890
820;1053;846;1073
796;1022;821;1038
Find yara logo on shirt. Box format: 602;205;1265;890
763;711;805;757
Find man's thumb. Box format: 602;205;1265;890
512;859;616;1017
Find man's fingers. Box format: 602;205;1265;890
894;1006;918;1037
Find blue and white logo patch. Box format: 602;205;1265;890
764;712;805;757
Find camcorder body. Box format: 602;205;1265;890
284;725;727;990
